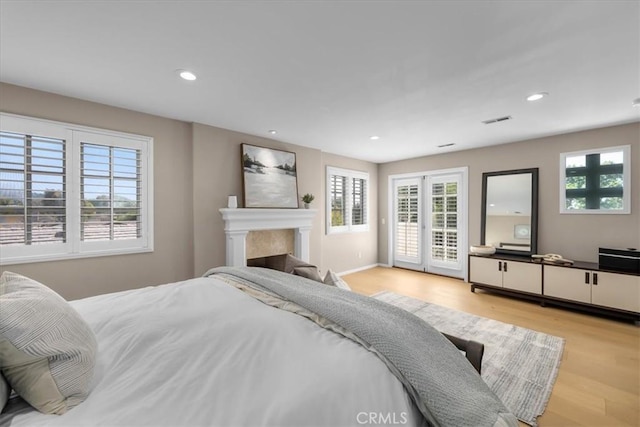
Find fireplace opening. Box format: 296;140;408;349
246;229;294;260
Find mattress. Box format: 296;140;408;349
0;275;426;427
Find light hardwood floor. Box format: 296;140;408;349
343;266;640;427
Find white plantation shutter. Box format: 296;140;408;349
351;177;366;226
0;113;153;265
0;131;66;246
326;166;369;234
428;175;462;269
330;174;347;228
81;143;141;242
391;168;467;278
394;179;421;264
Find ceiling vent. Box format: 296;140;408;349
482;116;512;125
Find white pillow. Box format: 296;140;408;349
0;271;97;415
323;269;351;290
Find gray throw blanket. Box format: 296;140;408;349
204;266;517;427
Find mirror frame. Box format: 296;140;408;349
480;168;539;257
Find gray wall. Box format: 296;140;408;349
191;122;324;276
0;83;379;298
0;83;195;300
321;152;379;274
2;83;637;299
378;122;640;265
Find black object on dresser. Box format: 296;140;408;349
599;247;640;274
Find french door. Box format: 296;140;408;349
391;168;467;279
393;178;423;269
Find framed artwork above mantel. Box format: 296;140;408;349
241;144;299;208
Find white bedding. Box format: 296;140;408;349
1;276;425;427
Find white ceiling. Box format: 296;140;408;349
1;1;639;163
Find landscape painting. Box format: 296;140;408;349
241;144;299;208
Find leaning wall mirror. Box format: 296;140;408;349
481;168;538;256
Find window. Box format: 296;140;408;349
0;113;153;264
560;145;630;214
0;132;66;247
81;142;141;241
326;166;369;233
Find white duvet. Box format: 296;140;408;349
1;276;425;427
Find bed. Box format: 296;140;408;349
0;267;517;427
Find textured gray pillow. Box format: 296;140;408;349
0;373;8;414
323;269;351;290
292;265;323;282
284;254;316;274
0;271;97;415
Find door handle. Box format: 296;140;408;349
498;261;502;271
593;273;598;285
585;272;590;284
503;262;508;272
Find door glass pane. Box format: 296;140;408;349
395;183;419;259
432;183;444;195
431;179;459;264
432;212;444;228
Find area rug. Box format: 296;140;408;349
373;291;564;426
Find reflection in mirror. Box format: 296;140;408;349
481;168;538;256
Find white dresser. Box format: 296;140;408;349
469;254;640;322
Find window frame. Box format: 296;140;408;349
326;166;369;234
0;113;154;265
559;145;631;214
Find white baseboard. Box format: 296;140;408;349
338;263;386;276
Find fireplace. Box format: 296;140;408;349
219;208;317;267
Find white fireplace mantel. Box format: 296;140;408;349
220;208;317;267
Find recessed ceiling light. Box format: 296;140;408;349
268;130;277;135
526;92;548;101
178;70;197;81
632;98;640;107
482;116;512;124
370;135;380;140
